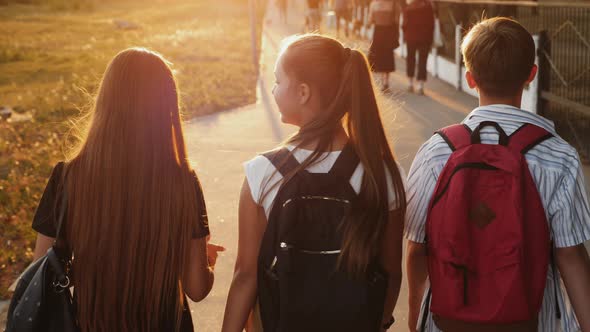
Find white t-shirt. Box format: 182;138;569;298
243;145;405;218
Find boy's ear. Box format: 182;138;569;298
298;83;311;105
526;64;538;84
465;71;478;89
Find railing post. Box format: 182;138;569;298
433;46;439;78
249;0;258;74
455;24;462;90
520;34;542;113
537;30;550;117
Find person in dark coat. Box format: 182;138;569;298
368;0;404;91
402;0;435;95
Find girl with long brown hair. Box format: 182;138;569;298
222;34;406;331
30;48;221;332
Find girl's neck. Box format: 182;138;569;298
296;126;349;151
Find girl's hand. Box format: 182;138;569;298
206;235;226;269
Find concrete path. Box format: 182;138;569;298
183;2;475;330
183;4;298;330
183;1;589;331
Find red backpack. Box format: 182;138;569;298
423;121;554;332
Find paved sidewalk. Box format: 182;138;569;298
182;5;299;330
183;1;590;330
183;2;477;329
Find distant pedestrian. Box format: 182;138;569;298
306;0;322;32
368;0;403;91
402;0;434;95
276;0;288;23
334;0;353;37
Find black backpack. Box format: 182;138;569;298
257;143;388;332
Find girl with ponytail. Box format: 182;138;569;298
222;34;406;331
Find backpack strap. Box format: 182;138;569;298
508;123;554;154
55;189;68;246
329;142;360;179
471;121;509;146
550;244;562;319
435;124;472;151
53;168;72;288
263;147;301;177
54;163;69;251
419;287;432;332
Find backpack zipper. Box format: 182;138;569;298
450;262;469;305
431;162;499;208
280;242;341;254
266;243;341;278
282;196;350;208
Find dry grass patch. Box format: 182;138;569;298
0;0;265;299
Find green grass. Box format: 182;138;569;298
0;0;265;299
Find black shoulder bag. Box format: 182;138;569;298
5;190;78;332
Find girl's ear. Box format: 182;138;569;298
298;83;311;105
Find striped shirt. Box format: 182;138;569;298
404;104;590;332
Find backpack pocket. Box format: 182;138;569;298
430;245;532;323
475;245;532;322
275;243;377;331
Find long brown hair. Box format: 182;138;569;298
269;34;406;276
63;48;199;331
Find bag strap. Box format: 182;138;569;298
435;124;472;151
329;142;360;180
550;244;562;319
507;123;553;154
55;190;68;245
49;162;69;250
50;173;72;289
53;164;71;260
419;287;432;332
263;147;301;177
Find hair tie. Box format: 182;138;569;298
343;47;352;61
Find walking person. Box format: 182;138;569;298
276;0;288;23
334;0;353;37
405;18;590;332
222;34;406;332
402;0;434;95
306;0;322;32
27;48;224;332
368;0;404;91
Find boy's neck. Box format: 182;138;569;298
478;92;523;109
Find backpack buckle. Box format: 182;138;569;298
265;256;279;281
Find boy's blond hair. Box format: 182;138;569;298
461;17;535;98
